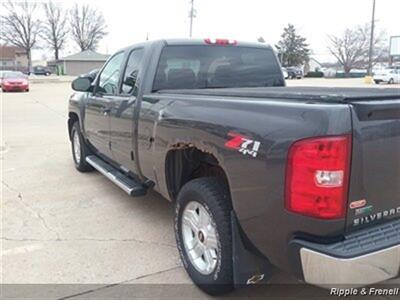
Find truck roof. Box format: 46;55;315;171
157;87;400;102
120;38;273;52
164;38;273;49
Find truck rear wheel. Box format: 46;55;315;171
174;177;233;295
70;121;93;172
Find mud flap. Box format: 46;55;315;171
231;211;273;287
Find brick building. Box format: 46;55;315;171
0;45;28;72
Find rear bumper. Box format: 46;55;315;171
290;219;400;288
301;244;399;287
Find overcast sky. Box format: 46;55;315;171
31;0;400;62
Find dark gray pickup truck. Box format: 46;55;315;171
68;38;400;295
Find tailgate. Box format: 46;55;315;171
346;99;400;232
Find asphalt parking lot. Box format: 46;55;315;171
1;78;399;299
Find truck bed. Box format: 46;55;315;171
157;86;400;102
158;86;400;234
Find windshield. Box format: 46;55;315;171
4;72;25;79
153;45;284;91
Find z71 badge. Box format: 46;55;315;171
225;132;261;158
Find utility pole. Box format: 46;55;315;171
367;0;376;76
189;0;195;38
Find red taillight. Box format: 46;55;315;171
285;135;351;219
204;38;237;45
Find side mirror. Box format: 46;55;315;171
71;76;93;92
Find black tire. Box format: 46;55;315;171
175;177;233;295
70;121;94;172
388;78;394;84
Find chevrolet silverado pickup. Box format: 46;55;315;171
68;39;400;295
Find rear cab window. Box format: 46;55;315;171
120;48;144;95
153;45;284;91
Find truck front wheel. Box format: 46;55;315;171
174;178;234;295
70;121;93;172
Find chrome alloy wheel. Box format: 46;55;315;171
181;201;219;275
73;130;81;164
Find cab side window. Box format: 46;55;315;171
97;52;124;95
120;49;144;95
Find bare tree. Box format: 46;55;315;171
42;1;68;60
69;4;107;52
0;1;42;72
328;24;386;76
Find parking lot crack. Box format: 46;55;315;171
56;266;182;300
2;180;61;241
2;180;18;193
56;283;121;300
36;210;62;240
128;265;182;281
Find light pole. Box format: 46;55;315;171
189;0;195;38
367;0;376;76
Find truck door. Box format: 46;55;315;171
84;52;124;159
109;48;144;173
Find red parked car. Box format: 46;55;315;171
1;71;29;92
